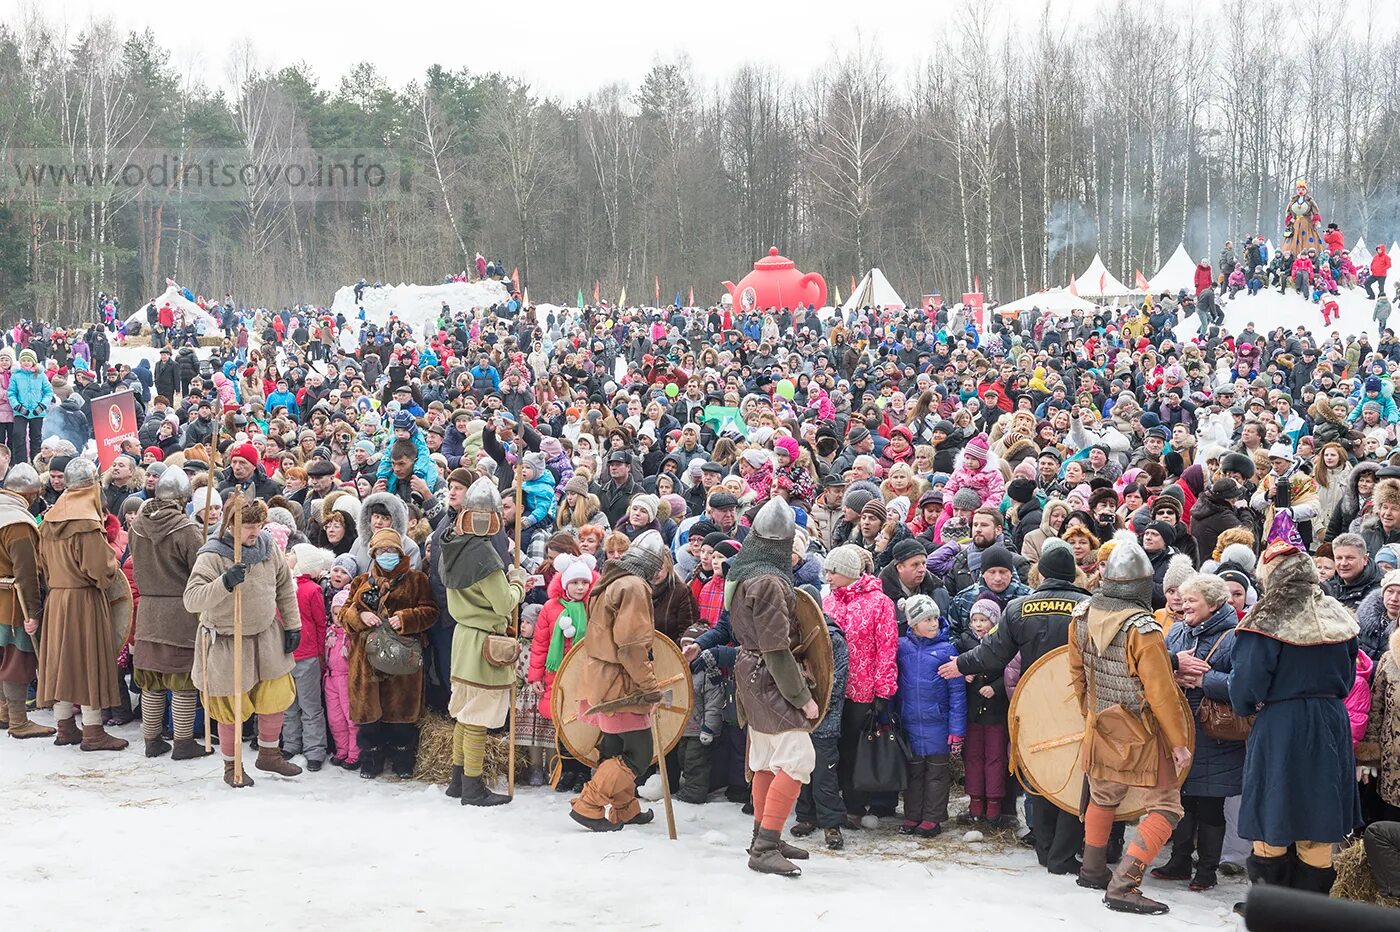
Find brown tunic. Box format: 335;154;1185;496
129;499;205;675
729;575;813;734
578;573;658;714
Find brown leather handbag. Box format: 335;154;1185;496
1195;636;1253;742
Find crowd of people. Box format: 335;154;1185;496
3;245;1400;915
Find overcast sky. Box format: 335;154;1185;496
14;0;1095;101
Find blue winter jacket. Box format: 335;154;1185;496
7;367;52;418
895;628;966;757
264;390;299;418
520;469;557;529
1164;601;1245;797
376;427;441;490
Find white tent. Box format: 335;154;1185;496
996;287;1098;316
125;282;221;333
841;268;905;314
1352;237;1372;267
1146;243;1197;294
1391;242;1400;263
1074;253;1136;297
1266;239;1276;258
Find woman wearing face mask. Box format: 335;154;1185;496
340;529;438;779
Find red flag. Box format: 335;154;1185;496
654;275;660;304
511;266;520;294
593;280;600;304
1068;276;1079;296
975;275;981;294
1099;271;1107;294
1135;269;1150;291
851;274;857;295
688;286;694;307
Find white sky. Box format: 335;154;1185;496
14;0;1093;101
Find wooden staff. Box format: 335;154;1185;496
231;498;245;784
199;414;221;752
653;714;678;840
508;457;525;799
200;412;222;541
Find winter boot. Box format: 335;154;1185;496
171;738;214;760
1078;845;1112;890
526;765;547;787
824;827;845;850
54;717;82;746
1151;814;1196;881
390;745;416;779
6;701;55;739
1290;861;1337;895
1104;856;1170;915
460;774;510;807
80;724;129;752
623;809;655;826
255;745;303;777
748;827;802;877
359;748;385;779
570;809;622;831
1189;823;1225;892
750;825;809;860
445;765;464;799
223;760;255;788
144;737;172;758
790;821;816;837
1235;851;1293;914
1107;825;1126;865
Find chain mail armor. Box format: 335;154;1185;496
1073;602;1161;715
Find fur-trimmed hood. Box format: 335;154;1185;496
355;491;408;541
1310;394;1348;427
1341;462;1382;515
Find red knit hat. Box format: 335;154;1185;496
143;446;164;462
229;441;258;464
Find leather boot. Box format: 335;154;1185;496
223;759;255;788
0;699;8;728
1078;845;1112;890
54;717;82;746
1104;856;1170;915
748;827;802;876
145;737;171;757
445;765;464;799
1189;823;1225;891
570;808;622;831
255;745;303;777
7;701;55;739
1290;861;1337;895
750;825;809;860
171;738;213;760
460;774;510;807
1151;814;1196;881
80;723;129;752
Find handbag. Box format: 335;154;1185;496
850;708;910;794
364;625;423;677
1195;636;1253;742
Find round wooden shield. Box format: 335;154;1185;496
552;636;694;769
1009;644;1194;820
794;588;835;725
108;572;134;658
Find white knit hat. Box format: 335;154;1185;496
554;552;596;588
825;544;867;581
290;543;334;579
629;493;659;521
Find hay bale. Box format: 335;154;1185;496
413;711;527;787
1333;838;1400;908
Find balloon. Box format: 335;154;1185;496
776;379;795;400
665;383;679;398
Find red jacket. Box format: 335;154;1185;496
1324;229;1345;255
1373;246;1392;279
526;574;596;717
294;575;327;662
1194;263;1213;295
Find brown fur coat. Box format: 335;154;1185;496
340;563;438;724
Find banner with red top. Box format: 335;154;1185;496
92;390;138;471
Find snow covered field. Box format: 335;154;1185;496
6;714;1244;932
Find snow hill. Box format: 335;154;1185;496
330;280;512;337
1152;285;1387;346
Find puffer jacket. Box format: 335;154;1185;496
7;367;52;417
895;627;966;757
1165;600;1245;797
812;618;848;740
823;573;897;704
1327;462;1380;541
1349;649;1374;747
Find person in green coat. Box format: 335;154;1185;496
440;477;526;806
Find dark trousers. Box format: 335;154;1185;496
677;736;713;802
904;753;951;825
1030;790;1084;873
11;416;41;466
599;728;652;779
357;721;419;770
1184;793;1226;827
1367;274;1389;299
964;722;1008;804
796;735;846;828
424;618;454;714
709;722;747;792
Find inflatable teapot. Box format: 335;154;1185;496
722;248;827;313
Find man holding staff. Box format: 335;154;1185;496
0;465;51;739
184;495;303;788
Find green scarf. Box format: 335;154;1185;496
545;600;588;672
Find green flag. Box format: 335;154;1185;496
577;288;584;309
701;405;746;438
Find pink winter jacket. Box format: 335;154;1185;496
939;455;1007;519
823;574;898;704
1348;649;1374;747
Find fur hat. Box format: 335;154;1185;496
1219;543;1258;575
1088;487;1119;512
1007;477;1037;504
825;544;867;580
1376;478;1400;511
900;594;940;628
1221;451;1256;479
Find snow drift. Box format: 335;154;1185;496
330;280;512;336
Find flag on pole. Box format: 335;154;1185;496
619;286;627;306
1099;271;1107;294
1135;269;1150;291
1068;276;1079;296
850;274;857;295
523;287;530;306
654;275;660;304
833;285;842;305
577;288;584;309
975;275;981;294
688;286;694;307
593;281;600;304
511;266;520;294
674;289;682;309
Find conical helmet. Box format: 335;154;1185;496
750;497;795;542
1101;532;1154;607
154;466;191;502
459;476;503;537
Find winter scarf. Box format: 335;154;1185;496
198;527;275;566
545;600;587;673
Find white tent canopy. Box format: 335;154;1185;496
840;268;905;314
1146;243;1197;294
1353;238;1372;266
1074;253;1136;297
996;287;1098;316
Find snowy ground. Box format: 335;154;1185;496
7;711;1244;932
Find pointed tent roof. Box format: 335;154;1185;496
1391;242;1400;261
996;287;1098;316
1353;237;1372;267
840;268;905;314
1266;239;1276;257
1146;243;1197;294
1074;253;1135;297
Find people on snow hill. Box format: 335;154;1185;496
6;250;1400;904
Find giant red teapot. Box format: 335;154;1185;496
722;247;827;313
